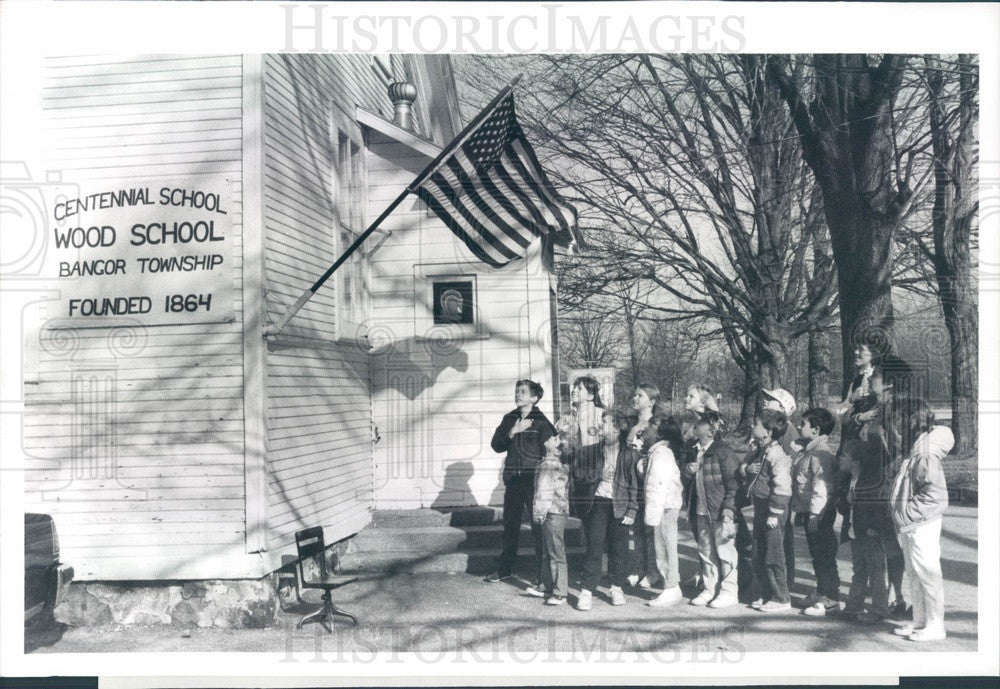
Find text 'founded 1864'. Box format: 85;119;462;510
47;181;235;327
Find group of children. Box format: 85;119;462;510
490;353;953;642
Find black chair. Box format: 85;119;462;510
294;527;358;630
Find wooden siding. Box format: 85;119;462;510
260;55;386;551
365;131;557;509
24;55;250;580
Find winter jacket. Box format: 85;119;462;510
534;454;570;522
644;441;683;526
744;440;793;516
491;406;557;481
890;425;952;533
790;435;839;516
610;443;641;522
682;436;740;523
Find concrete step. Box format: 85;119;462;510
341;508;587;574
339;547;588;575
370;507;503;529
348;523;585;554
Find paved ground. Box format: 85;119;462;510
26;507;978;656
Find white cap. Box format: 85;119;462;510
762;388;796;417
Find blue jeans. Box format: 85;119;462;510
541;513;568;597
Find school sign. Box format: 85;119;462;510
48;180;234;326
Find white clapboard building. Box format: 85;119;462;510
24;54;566;582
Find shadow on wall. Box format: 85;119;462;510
371;339;470;401
429;461;478;509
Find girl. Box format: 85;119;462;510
888;398;951;642
576;407;639;610
561;376;608;610
643;415;686;606
626;384;662;589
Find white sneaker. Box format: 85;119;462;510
648;586;683;607
637;576;657;589
708;592;738;609
757;600;793;613
524;583;546;598
801;590;822;608
609;585;626;606
893;625;917;637
802;599;838;617
575;589;593;611
690;590;714;606
908;626;946;642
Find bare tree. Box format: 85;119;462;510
458;54;839;427
558;309;626;369
766;55;935;392
923;54;979;453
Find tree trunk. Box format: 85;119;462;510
807;328;833;408
927;55;979;454
946;307;977;454
737;357;759;434
825;202;897;395
767;55;906;395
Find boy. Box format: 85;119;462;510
742;409;793;612
683;411;741;609
533;434;571;605
488;380;556;588
791;408;841;616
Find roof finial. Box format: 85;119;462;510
388;81;417;131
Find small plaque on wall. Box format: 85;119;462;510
432;279;474;325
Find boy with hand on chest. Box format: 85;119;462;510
488;379;556;588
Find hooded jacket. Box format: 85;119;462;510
890;425;953;533
644;440;683;526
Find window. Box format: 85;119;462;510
432;280;474;325
414;267;484;341
334;127;369;340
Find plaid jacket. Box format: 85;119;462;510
682;436;740;522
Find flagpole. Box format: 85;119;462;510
264;75;523;337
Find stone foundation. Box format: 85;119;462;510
55;578;278;629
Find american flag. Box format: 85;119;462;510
413;92;580;267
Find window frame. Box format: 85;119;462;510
331;112;370;344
